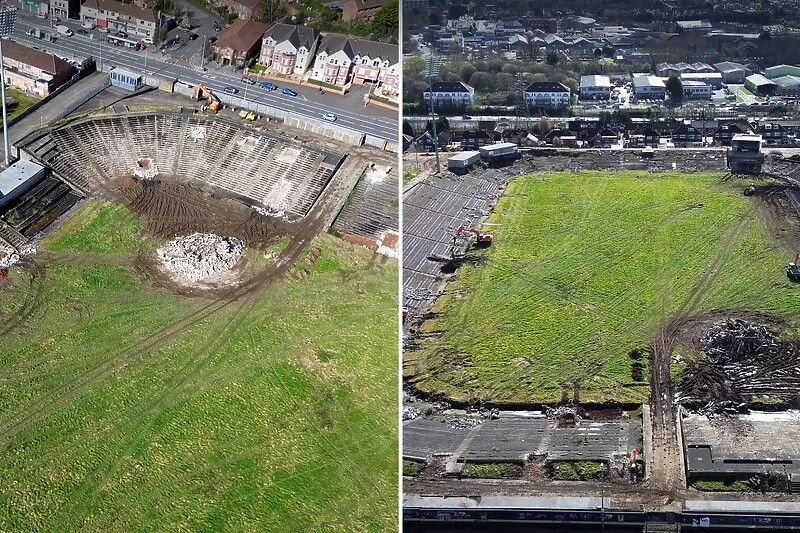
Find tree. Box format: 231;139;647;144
538;116;552;135
257;0;287;24
468;71;496;92
426;116;449;134
495;72;515;91
370;0;399;39
460;64;476;83
552;136;564;147
546;51;559;65
403;120;415;137
665;75;684;101
759;30;772;40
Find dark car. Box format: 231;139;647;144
188;32;199;40
208;36;217;44
114;31;128;38
76;28;88;35
282;88;298;97
260;81;277;90
223;86;238;94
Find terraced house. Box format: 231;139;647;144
80;0;158;44
310;37;398;100
259;23;320;76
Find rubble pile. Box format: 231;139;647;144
448;418;481;429
157;233;244;282
403;408;421;421
0;248;20;268
701;319;778;363
545;405;582;422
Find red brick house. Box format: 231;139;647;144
342;0;386;21
213;19;270;66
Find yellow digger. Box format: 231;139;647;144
239;110;256;121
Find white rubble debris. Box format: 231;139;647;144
157;233;244;282
0;247;20;268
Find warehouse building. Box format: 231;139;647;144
682;80;713;99
632;75;665;100
745;73;778;96
579;75;611;100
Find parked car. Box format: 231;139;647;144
98;27;109;33
81;20;95;29
208;36;217;44
114;31;128;38
223;86;238;94
76;28;88;35
241;77;255;85
282;88;298;97
188;32;199;40
260;81;277;90
322;113;337;122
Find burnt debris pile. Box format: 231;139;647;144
701;319;778;364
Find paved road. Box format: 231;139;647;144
9;13;398;141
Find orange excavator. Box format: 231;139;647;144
193;84;220;113
456;225;493;247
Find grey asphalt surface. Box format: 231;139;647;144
9;12;398;141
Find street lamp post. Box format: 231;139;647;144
0;3;16;167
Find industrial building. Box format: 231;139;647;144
745;73;778;96
0;161;46;210
680;72;723;88
632;76;665;100
713;61;750;83
682;80;712;99
578;75;611;100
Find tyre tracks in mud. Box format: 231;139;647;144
647;200;758;494
0;159;356;443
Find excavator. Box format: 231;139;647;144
456;225;493;248
192;84;220;113
788;253;800;282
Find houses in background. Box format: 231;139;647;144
2;39;74;97
80;0;158;44
213;19;270;66
259;23;320;75
523;82;571;110
309;36;399;99
423;81;475;108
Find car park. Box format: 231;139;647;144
260;81;277;90
282;88;298;97
322;113;337;122
223;87;238;94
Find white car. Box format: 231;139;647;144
322;113;337;122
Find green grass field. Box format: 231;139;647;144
407;171;800;404
0;201;398;531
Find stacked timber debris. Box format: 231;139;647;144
701;319;778;363
157;233;244;282
677;319;800;414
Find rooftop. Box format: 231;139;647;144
215;19;270;52
580;75;611;87
524;81;570;93
0;160;45;196
746;73;777;87
3;40;72;78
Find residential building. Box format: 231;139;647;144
207;0;259;19
461;130;497;150
402;0;428;13
682;80;712;99
765;64;800;79
745;73;778;96
423;81;475;109
579;75;611;100
523;17;558;33
259;23;320;75
310;36;353;86
2;40;73;97
592;127;622;147
342;0;385;21
80;0;157;43
756;122;791;145
309;37;398;99
628;125;661;148
714;61;750;84
672;124;703;147
51;0;79;19
712;123;749;146
523;81;571;110
213;19;269;66
632;76;665;100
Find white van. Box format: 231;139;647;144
81;20;95;29
54;24;74;37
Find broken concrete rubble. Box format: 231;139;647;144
157;233;244;282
